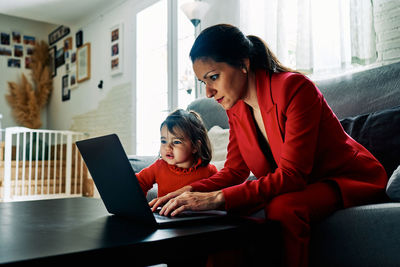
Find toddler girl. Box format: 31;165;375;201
136;109;217;197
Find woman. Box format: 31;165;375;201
149;24;387;267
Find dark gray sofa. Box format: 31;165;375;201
128;61;400;267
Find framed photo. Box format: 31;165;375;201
71;51;76;64
77;42;91;83
76;30;83;48
64;37;72;51
25;57;32;69
49;46;56;77
12;31;21;44
55;47;65;68
62;74;70;101
26;47;34;55
14;45;23;57
1;32;10;45
49;25;70;46
7;58;21;68
23;35;36;46
70;72;78;89
110;23;123;76
0;47;12;56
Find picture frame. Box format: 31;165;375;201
23;35;36;46
7;58;21;68
62;74;70;101
49;46;56;77
77;42;91;83
1;32;10;45
69;71;78;89
64;37;72;51
14;45;23;57
12;31;21;44
55;47;65;68
110;22;123;76
49;25;70;46
76;30;83;48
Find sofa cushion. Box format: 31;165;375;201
316;61;400;119
128;155;157;173
386;165;400;201
128;155;158;201
187;97;229;130
339;105;400;178
208;125;229;170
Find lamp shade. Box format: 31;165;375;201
180;1;210;27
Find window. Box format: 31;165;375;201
136;0;195;155
240;0;384;79
177;0;196;108
137;0;168;156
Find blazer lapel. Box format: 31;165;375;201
230;102;272;178
257;71;284;166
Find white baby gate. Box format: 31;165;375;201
1;127;89;202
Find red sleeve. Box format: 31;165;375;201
136;160;159;196
190;121;250;192
222;76;323;211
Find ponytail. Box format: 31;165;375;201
190;24;298;74
247;35;298;73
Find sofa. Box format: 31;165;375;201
128;61;400;266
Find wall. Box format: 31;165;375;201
0;14;55;129
45;0;160;154
373;0;400;63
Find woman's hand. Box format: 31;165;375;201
149;185;193;212
159;190;225;217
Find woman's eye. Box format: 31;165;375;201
160;140;167;144
210;74;219;81
173;140;182;145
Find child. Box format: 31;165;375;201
136;109;218;197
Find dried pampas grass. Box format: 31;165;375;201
5;40;53;129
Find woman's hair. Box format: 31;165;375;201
189;23;297;73
160;109;212;167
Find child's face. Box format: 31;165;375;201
160;125;196;168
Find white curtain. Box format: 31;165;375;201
240;0;377;74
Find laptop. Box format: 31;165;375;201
76;134;227;228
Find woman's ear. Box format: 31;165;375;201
242;58;250;74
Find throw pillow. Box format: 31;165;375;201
339;105;400;177
386;165;400;202
208;125;229;170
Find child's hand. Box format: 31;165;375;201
149;185;193;212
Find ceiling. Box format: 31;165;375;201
0;0;128;25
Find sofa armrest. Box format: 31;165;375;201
127;155;158;201
310;203;400;267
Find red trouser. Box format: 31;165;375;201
265;181;343;267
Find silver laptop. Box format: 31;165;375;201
76;134;227;228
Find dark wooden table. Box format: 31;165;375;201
0;198;279;266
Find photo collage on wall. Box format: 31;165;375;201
0;31;36;69
48;27;83;102
110;23;123;76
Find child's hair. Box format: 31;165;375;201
160;109;212;167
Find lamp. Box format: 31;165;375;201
180;1;210;27
180;1;210;98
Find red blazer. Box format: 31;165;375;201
191;70;387;212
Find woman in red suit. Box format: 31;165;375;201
150;24;387;267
